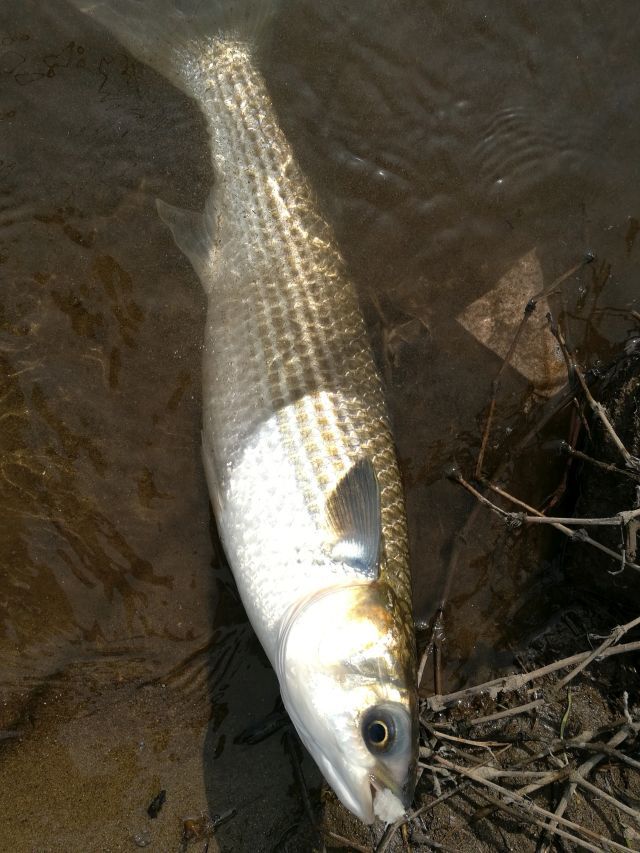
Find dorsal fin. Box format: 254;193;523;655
326;458;381;579
156;193;216;288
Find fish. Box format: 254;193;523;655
68;0;418;824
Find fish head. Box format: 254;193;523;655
276;581;417;824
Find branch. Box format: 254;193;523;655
574;363;640;472
449;471;640;572
558;613;640;687
433;754;631;853
537;722;637;852
425;644;640;709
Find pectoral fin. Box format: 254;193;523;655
326;458;381;579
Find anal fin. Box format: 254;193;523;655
201;431;223;518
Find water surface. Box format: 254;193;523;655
1;0;639;849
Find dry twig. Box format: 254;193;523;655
537;723;637;852
425;645;640;710
434;754;631;852
324;830;371;853
558;613;640;687
450;471;640;572
562;442;640;483
469;699;545;726
574;363;640;472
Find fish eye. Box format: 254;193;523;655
362;707;397;754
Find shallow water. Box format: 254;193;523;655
1;0;639;849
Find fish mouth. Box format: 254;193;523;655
369;766;416;824
320;759;375;824
333;774;409;826
370;773;411;808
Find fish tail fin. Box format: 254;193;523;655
69;0;278;95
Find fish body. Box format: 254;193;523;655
70;0;417;823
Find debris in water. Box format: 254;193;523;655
181;810;236;848
234;706;289;745
146;789;166;819
132;829;151;848
182;815;213;844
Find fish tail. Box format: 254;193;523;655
68;0;278;96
